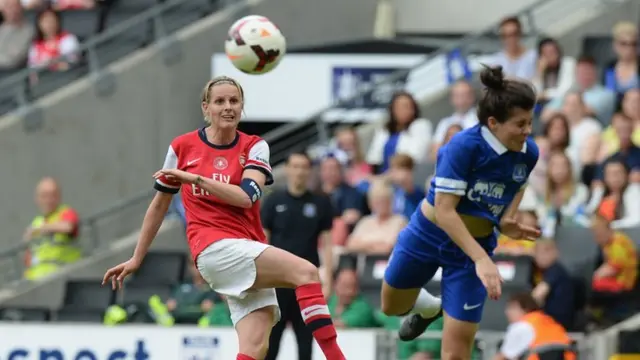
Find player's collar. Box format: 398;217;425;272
481;126;527;155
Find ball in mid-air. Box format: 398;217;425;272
225;15;286;75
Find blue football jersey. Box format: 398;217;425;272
426;124;539;225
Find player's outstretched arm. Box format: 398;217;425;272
102;192;173;289
498;188;540;241
433;193;491;262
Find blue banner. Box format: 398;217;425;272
331;66;409;109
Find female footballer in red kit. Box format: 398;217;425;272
102;76;346;360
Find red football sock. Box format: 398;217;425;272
296;282;346;360
236;354;256;360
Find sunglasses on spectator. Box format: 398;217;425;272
617;40;637;47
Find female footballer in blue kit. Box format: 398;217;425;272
380;65;540;360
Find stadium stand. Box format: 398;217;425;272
0;0;639;358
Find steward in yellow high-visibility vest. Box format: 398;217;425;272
24;204;81;280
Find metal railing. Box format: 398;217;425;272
0;0;236;110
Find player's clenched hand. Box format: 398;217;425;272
475;256;503;300
154;169;198;184
500;218;540;241
102;257;141;290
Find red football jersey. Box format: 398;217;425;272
154;128;273;260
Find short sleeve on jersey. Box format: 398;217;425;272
434;138;473;196
154;145;181;194
245;139;274;185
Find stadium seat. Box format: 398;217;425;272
413;162;435;187
554;227;599;277
493;254;534;288
479;295;510;331
129;252;185;286
63;280;115;311
0;308;50;322
61;10;101;40
121;284;172;305
54;309;104;323
360;255;390;288
336;253;359;273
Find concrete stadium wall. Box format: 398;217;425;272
396;0;540;34
0;219;186;309
0;0;377;251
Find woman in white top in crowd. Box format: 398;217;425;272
561;92;602;173
539;151;589;234
366;91;432;173
591;158;640;229
533;38;576;103
530;113;572;198
27;8;80;71
491;17;537;81
345;178;407;255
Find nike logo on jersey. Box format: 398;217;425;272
187;158;201;166
275;205;287;212
463;303;482;310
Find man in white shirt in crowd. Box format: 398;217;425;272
430;80;478;158
491;16;537;81
542;56;617;124
0;0;34;70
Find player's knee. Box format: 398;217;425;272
291;259;320;286
380;283;413;316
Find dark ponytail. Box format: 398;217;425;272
477;65;537;126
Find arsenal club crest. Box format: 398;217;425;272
214;157;228;170
239;154;246;166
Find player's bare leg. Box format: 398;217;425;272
235;306;277;359
441;312;478;360
252;247;346;360
380;281;443;341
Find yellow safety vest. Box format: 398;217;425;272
24;205;81;280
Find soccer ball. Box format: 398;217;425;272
225;15;286;75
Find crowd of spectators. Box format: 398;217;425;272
7;11;640;360
0;0;101;76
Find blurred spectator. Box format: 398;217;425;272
366;91;432;172
531;239;575;329
539;151;589;234
495;211;537;256
533;37;576;103
334;126;372;187
531;113;571;198
0;0;34;70
599;92;640;159
491;16;537;80
327;268;377;328
346;179;406;255
198;294;233;327
21;0;95;10
591;212;638;292
543;56;616;124
425;124;463;192
165;260;216;324
593;112;640;186
262;153;334;360
497;293;575;360
603;22;639;100
319;156;366;228
562;92;602;171
23;177;81;280
28;8;80;72
592;158;640;229
431;80;478;159
388;154;426;218
167;192;186;228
